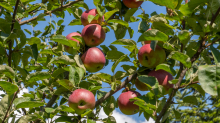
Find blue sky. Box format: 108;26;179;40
20;0;168;122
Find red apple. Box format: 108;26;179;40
148;69;174;90
123;0;143;8
118;90;141;115
138;44;166;68
65;32;81;53
135;78;149;91
81;9;104;26
68;89;96;114
81;24;106;47
81;47;106;72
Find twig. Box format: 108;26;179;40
178;81;199;89
2;89;20;123
19;0;82;25
95;73;137;107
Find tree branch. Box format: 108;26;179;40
95;73;137;107
19;0;82;25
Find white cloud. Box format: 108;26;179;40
97;108;155;123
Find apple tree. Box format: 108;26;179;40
0;0;220;122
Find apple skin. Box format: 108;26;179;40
138;44;166;68
148;69;174;90
135;78;149;91
123;0;143;8
80;47;106;72
118;90;141;115
81;9;104;26
81;24;106;47
65;32;81;53
68;89;96;114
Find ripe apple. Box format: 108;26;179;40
68;88;96;114
65;32;81;53
138;44;166;68
135;77;149;91
80;47;106;72
123;0;143;8
81;9;104;26
118;90;141;115
81;24;106;47
148;69;174;90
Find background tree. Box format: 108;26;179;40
0;0;220;123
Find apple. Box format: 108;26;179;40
148;69;174;90
138;44;166;68
123;0;143;8
135;77;149;91
118;90;141;115
68;88;96;114
81;24;106;47
65;32;81;53
81;9;104;26
80;47;106;72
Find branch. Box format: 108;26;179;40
210;7;220;26
19;0;82;25
95;73;137;107
2;89;20;123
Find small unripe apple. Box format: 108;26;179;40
123;0;143;8
118;90;141;115
65;32;81;54
148;69;174;90
81;9;104;26
138;44;166;68
81;24;106;47
80;47;106;72
68;89;96;114
135;78;149;91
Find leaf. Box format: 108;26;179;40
74;54;86;71
0;65;15;79
189;84;205;97
108;19;129;28
16;101;45;109
69;66;84;86
106;50;130;61
169;51;191;68
31;44;38;61
111;39;136;46
68;19;82;26
0;81;18;95
138;20;150;33
111;54;128;73
178;30;190;45
12;52;21;67
104;9;119;21
210;45;220;63
173;109;181;120
49;55;75;65
124;8;138;22
138;29;168;42
26;71;51;82
56;79;74;91
0;2;13;12
114;24;127;39
51;35;79;50
138;75;158;87
198;65;220;96
128;27;134;38
55;116;73;122
103;116;116;123
183;96;198;105
149;0;178;9
0;95;9;122
28;37;41;45
156;64;176;76
16;114;42;123
152;22;175;35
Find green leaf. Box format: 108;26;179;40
51;35;80;50
55;116;73;122
138;29;168;42
103;116;116;123
173;109;181;120
169;51;191;68
114;24;127;39
0;95;9;122
108;19;129;28
56;79;74;91
17;114;42;123
189;84;205;97
16;101;45;109
111;39;136;46
111;54;128;72
198;65;220;96
149;0;178;9
88;73;111;83
138;75;158;87
104;9;119;21
88;14;99;23
0;81;18;95
124;8;138;22
12;52;21;67
156;64;176;76
28;37;41;45
31;44;38;61
58;105;75;113
183;96;198;105
106;50;130;61
26;71;51;82
74;54;86;71
69;66;84;86
68;19;82;26
156;98;166;113
128;27;134;38
0;65;15;79
178;30;190;45
138;20;150;33
152;22;175;36
210;45;220;63
49;55;75;65
0;2;13;12
179;4;193;16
